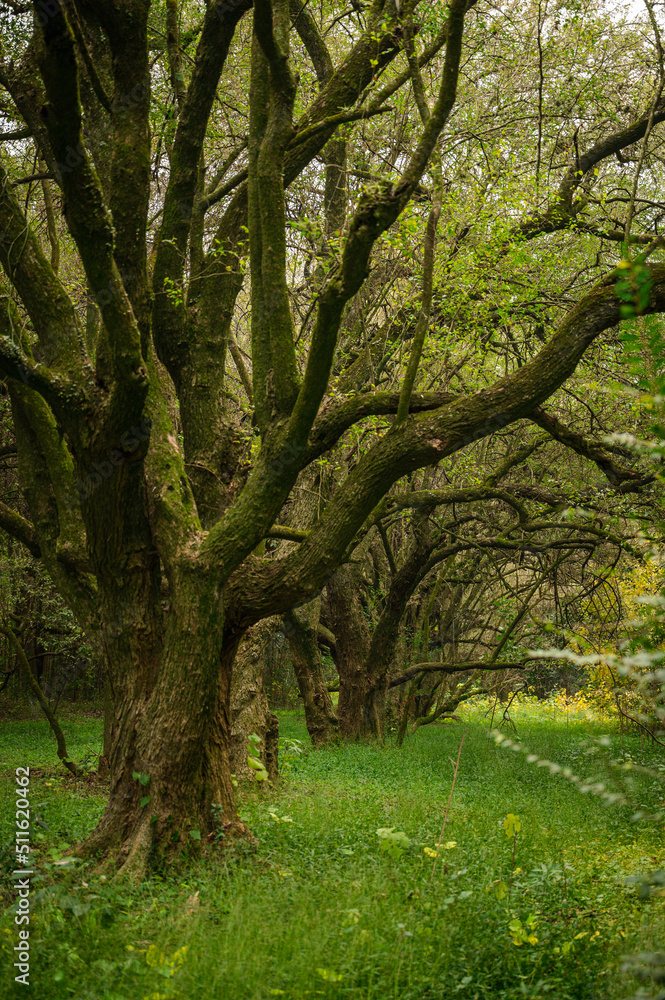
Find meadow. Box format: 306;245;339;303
0;703;663;1000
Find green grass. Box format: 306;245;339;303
0;708;663;1000
0;719;103;770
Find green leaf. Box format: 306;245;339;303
317;968;344;982
140;796;151;808
189;829;201;841
503;813;521;837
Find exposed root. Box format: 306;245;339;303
114;819;154;883
219;816;255;844
75;814;121;860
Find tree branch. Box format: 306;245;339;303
0;500;41;556
36;3;146;410
0;161;84;380
518;97;665;241
389;660;527;689
68;2;112;113
153;0;252;371
230;261;665;617
285;0;467;445
250;0;300;428
308;390;458;459
529;405;653;488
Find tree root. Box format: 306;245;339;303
114;819;155;882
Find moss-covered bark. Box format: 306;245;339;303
79;568;244;875
284;602;339;746
326;566;372;740
229;618;280;781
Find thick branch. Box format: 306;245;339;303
308;390;458;459
267;524;309;541
152;0;251;379
165;0;187;109
230;261;665;617
389;660;528;689
37;3;146;405
68;2;112;113
0;161;84;379
250;0;300;427
289;0;333;84
529;406;653;488
0;500;41;556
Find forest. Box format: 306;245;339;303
0;0;664;996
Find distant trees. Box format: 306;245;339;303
0;0;663;875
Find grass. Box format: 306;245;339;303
0;704;663;999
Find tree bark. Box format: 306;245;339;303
77;573;249;878
283;600;339;746
229;617;280;781
326;566;373;739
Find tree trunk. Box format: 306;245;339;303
76;571;250;879
100;673;113;777
362;682;387;742
229;617;280;781
283;601;339;746
326;566;374;739
355;511;440;742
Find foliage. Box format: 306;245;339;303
376;826;411;860
0;549;94;704
246;733;270;784
277;736;306;776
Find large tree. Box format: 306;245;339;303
0;0;663;876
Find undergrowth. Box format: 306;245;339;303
0;708;663;999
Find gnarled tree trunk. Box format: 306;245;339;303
283;600;339;746
229;617;280;781
326;566;374;739
78;568;247;877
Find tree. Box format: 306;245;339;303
285;424;653;745
0;0;664;876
